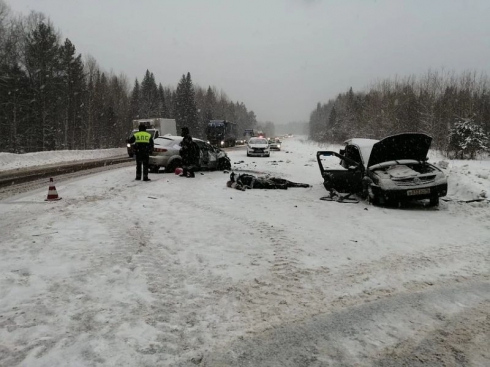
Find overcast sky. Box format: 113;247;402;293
8;0;490;124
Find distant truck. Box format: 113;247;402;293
206;120;237;147
126;118;176;157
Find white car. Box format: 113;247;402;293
247;137;270;157
148;135;231;173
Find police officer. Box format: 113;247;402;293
128;123;154;181
179;127;200;177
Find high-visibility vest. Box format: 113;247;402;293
134;131;151;143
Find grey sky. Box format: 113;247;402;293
8;0;490;124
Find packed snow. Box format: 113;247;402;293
0;138;488;366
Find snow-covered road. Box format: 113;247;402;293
0;138;489;366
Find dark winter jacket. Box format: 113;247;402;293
180;135;200;166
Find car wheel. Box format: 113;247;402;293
166;159;181;174
218;158;231;171
149;165;159;173
247;152;251;157
128;153;134;158
429;196;439;206
360;185;369;200
367;185;380;206
266;153;270;157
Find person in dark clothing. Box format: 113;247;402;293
179;127;200;178
227;172;310;190
128;123;154;181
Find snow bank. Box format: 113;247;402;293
0;148;127;172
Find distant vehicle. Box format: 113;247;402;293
206;120;237;147
269;138;282;151
149;135;231;173
244;129;259;141
316;133;448;206
235;138;246;145
247;137;270;157
126;118;177;157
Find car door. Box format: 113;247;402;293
193;141;207;168
316;150;363;193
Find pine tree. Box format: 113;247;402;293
204;86;216;122
24;21;63;151
130;78;140;119
185;72;198;134
140;70;158;118
448;118;488;159
60;38;85;149
157;83;168;118
174;72;198;136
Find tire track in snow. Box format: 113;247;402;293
175;196;490;337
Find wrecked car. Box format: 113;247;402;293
149;135;231;173
316;133;448;206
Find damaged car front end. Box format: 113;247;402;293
317;133;448;206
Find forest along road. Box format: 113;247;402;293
0;138;488;366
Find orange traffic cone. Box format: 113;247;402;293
45;177;62;201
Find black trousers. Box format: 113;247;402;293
270;178;310;188
136;154;149;179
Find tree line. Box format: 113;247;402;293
0;1;259;153
309;70;490;157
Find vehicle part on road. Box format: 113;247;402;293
45;177;62;201
320;188;359;203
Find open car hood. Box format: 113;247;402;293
367;133;432;168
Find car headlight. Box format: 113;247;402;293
127;143;131;148
221;141;225;145
277;145;280;148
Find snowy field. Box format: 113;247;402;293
0;138;489;366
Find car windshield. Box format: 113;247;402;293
249;138;267;144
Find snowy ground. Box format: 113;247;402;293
0;138;489;366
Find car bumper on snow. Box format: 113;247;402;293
247;150;270;156
371;183;448;202
149;155;171;167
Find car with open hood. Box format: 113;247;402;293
148;135;231;173
247;137;270;157
316;133;448;206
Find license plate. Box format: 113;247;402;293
407;188;431;196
